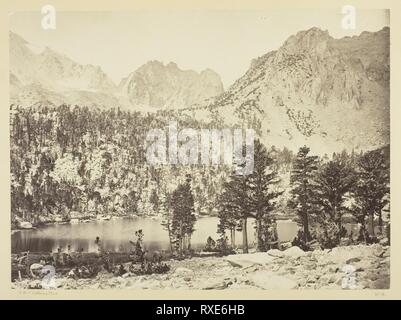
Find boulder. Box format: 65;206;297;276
202;279;229;290
224;253;278;268
371;244;385;257
250;272;298;289
29;263;44;277
352;259;373;271
30;263;44;271
267;249;284;258
28;280;42;289
345;257;361;264
19;221;33;229
369;278;390;289
321;245;378;265
282;246;306;259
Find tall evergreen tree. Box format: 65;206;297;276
351;147;389;238
289;146;319;242
314;152;356;238
218;140;281;253
217;184;240;248
217;174;249;252
170;176;196;254
247;140;282;251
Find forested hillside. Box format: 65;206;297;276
9;104;295;227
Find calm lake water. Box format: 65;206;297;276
11;217;300;253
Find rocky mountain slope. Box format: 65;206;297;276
10;32;120;108
10;27;390;154
9;32;223;110
185;27;390;154
118;61;224;109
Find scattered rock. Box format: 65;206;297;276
372;244;385;258
224;253;277;268
267;249;284;258
321;245;380;264
30;263;44;271
282;246;306;259
202;279;229;290
174;267;193;275
379;237;389;246
369;278;390;289
19;221;33;229
251;272;298;289
28;280;42;289
303;262;317;271
306;275;317;283
11;244;390;291
353;259;373;271
328;274;340;284
346;257;361;264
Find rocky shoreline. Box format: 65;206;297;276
12;244;389;290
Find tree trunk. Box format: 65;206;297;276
338;216;342;241
360;223;367;243
378;212;383;234
187;235;191;251
167;223;174;252
242;218;248;253
256;219;263;251
369;212;375;236
303;213;310;242
230;228;236;248
179;221;184;254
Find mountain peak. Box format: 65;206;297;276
119;61;224;109
281;27;331;54
199;26;389;154
167;61;178;69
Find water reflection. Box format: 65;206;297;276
11;217;300;253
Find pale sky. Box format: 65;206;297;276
9;10;389;88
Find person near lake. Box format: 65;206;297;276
95;236;102;255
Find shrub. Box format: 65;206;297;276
215;235;235;255
129;260;170;275
314;221;346;249
127;229;170;275
291;230;311;251
204;236;216;252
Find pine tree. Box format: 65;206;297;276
314;152;356;239
351;147;389;238
247;140;282;251
170;176;196;254
219;171;251;252
218;140;281;253
159;189;174;252
289;146;319;242
217;178;243;249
